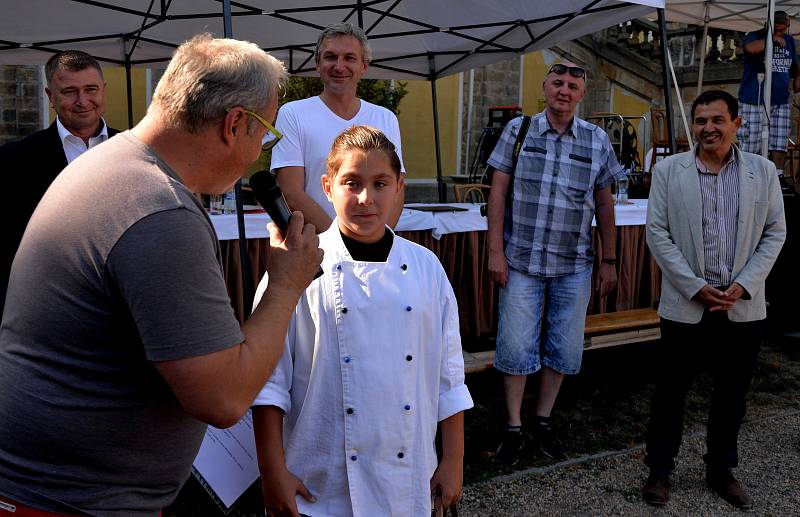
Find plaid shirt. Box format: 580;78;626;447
487;112;625;277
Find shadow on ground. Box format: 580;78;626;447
164;337;800;516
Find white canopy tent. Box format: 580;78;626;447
662;0;797;156
0;0;666;314
0;0;661;78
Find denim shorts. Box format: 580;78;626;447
494;267;592;375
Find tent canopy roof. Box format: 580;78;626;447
663;0;798;34
0;0;660;79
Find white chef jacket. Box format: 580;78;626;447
253;224;473;517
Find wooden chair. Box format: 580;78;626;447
453;183;490;203
650;108;690;170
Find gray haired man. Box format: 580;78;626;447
0;35;322;515
272;23;406;232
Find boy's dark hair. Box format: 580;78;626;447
45;50;104;86
326;125;402;178
691;90;738;120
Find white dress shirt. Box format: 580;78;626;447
56;116;109;164
253;225;473;517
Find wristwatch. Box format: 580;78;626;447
601;257;617;265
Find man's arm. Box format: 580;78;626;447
253;405;315;517
155;214;323;428
744;30;785;54
429;411;465;509
487;170;511;287
593;186;617;297
645;164;707;300
275;166;334;233
730;165;786;295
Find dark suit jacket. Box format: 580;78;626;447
1;121;119;315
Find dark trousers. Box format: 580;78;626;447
644;311;761;475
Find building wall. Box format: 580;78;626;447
0;65;42;144
94;67;149;130
396;74;460;180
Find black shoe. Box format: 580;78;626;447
706;469;753;510
642;473;670;506
533;425;566;460
495;429;524;465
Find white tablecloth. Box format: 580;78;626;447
210;200;648;241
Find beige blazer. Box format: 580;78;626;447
646;147;786;323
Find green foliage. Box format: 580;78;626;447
279;76;408;115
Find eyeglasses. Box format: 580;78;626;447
225;107;283;152
547;64;586;79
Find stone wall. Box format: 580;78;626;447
0;65;43;145
459;57;521;179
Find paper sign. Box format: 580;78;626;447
192;410;261;510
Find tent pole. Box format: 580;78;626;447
222;0;255;319
762;0;775;157
125;59;133;129
667;45;693;151
696;3;710;97
657;8;677;154
429;54;446;202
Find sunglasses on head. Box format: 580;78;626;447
548;64;586;78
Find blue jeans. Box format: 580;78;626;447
494;267;592;375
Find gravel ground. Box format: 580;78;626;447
459;410;800;516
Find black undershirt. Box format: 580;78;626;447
340;229;393;262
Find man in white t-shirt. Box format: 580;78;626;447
271;23;405;232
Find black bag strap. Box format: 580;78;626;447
511;115;531;173
500;114;530;223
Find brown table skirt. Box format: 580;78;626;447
220;226;661;344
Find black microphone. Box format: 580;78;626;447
248;170;323;279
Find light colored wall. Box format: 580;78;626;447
396;75;460;180
521;51;551;115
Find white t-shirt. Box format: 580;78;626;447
270;96;404;219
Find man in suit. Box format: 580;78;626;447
642;90;786;509
0;50;117;315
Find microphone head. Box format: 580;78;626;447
249;170;280;197
248;170;292;231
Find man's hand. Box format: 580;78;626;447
430;456;463;510
693;283;744;311
721;282;746;304
261;466;315;517
266;211;323;297
488;249;509;287
597;262;617;298
774;35;787;48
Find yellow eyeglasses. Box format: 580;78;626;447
225;107;283;152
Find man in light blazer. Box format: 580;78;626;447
641;90;786;510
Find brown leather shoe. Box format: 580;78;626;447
642;474;669;506
706;470;753;510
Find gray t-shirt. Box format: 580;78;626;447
0;132;244;515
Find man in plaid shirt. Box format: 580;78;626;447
486;62;625;464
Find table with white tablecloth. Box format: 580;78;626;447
211;200;660;348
